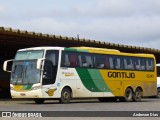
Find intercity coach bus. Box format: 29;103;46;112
3;47;157;104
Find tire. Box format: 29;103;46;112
123;87;133;102
157;88;160;98
34;99;45;104
59;88;71;104
133;88;142;102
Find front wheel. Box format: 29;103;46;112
133;88;142;102
59;88;71;104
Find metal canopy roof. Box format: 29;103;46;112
0;26;160;55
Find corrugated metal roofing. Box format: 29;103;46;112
0;26;160;53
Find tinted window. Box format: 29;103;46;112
134;58;146;70
94;55;109;69
77;53;93;68
109;56;123;69
61;52;77;67
123;57;134;70
46;50;59;66
146;59;154;71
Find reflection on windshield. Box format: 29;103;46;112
11;60;41;85
24;62;40;84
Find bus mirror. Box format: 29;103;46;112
3;59;13;72
37;58;45;70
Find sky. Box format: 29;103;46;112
0;0;160;49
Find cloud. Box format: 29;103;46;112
1;0;160;49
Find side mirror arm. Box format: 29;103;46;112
3;59;13;72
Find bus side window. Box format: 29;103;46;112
77;55;82;67
134;58;141;70
124;57;134;70
109;56;114;69
64;54;70;67
109;57;114;69
77;53;93;68
77;55;87;67
104;56;109;69
69;53;77;67
95;55;105;69
109;56;122;70
61;52;70;67
146;59;154;71
81;55;87;67
140;59;146;70
115;57;121;69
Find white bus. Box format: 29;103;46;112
3;47;157;104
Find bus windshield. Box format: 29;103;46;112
11;60;41;85
11;50;44;85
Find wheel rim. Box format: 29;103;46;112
135;91;141;99
63;91;70;100
126;90;132;100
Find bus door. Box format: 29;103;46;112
42;50;59;98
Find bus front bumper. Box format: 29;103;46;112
11;89;43;98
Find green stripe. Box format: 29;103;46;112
76;68;101;92
23;85;32;90
64;48;88;52
88;69;111;92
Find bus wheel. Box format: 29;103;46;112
59;88;71;104
133;88;142;102
157;88;160;98
34;99;45;104
123;87;133;102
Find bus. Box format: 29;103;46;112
156;64;160;98
3;47;157;104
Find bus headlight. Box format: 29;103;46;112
31;86;41;90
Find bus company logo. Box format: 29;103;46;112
62;72;75;77
46;88;57;96
108;72;135;78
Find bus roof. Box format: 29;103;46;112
17;46;155;59
68;47;155;58
18;47;64;51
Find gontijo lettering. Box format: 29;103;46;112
108;72;135;78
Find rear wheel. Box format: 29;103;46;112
34;99;45;104
157;88;160;98
123;87;133;102
59;88;71;104
133;88;142;102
